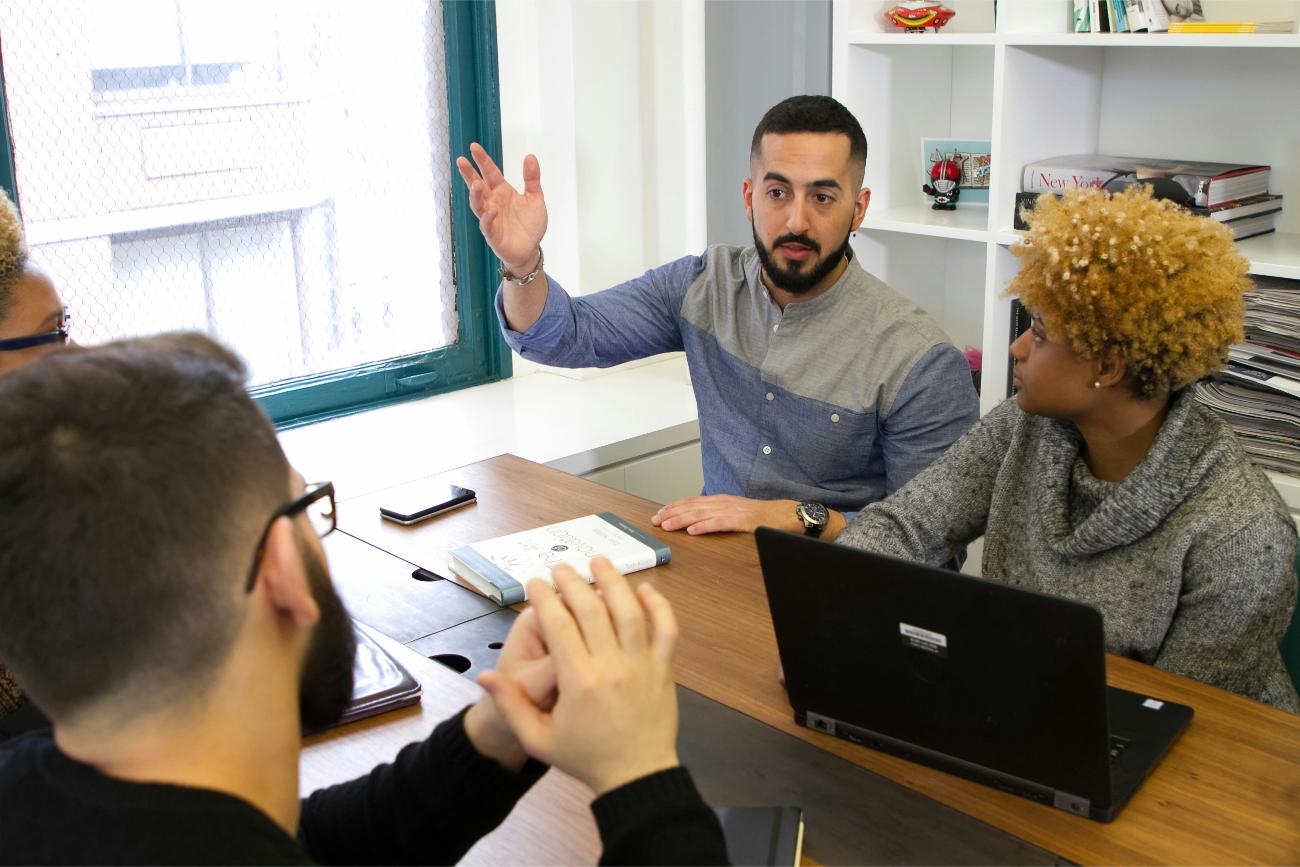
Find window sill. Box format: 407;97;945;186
278;356;700;500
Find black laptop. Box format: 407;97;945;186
755;528;1193;822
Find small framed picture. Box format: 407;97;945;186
921;138;991;204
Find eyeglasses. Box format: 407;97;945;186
0;307;71;352
244;481;337;593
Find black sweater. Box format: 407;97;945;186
0;709;727;865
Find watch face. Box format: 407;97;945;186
798;501;828;526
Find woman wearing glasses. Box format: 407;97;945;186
0;188;69;724
0;190;69;377
837;186;1298;711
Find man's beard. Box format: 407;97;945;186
751;223;853;295
295;531;356;734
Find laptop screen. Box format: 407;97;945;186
757;528;1113;808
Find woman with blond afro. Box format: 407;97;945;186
0;190;66;377
0;187;68;730
839;186;1298;711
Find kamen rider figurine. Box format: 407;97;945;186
884;2;957;32
923;157;961;210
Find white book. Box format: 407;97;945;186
1145;0;1171;31
1123;0;1149;31
1222;361;1300;399
449;512;671;605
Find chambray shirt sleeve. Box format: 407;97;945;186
494;255;705;368
881;343;980;495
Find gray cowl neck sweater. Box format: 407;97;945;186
839;389;1299;712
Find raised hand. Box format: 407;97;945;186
478;558;681;796
455;142;548;275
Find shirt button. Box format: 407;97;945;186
765;392;774;401
772;323;779;333
762;445;772;455
831;413;840;422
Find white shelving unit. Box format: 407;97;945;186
833;0;1300;512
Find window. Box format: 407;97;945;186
0;0;508;427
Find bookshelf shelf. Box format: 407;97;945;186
861;205;990;242
834;0;1300;510
846;30;998;46
995;230;1300;280
1265;470;1300;513
1001;33;1300;48
1239;232;1300;280
849;32;1300;49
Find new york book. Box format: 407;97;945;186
449;512;671;605
1014;191;1282;231
1022;155;1270;208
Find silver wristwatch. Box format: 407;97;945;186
498;246;545;285
795;501;829;538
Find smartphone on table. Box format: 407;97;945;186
379;484;476;525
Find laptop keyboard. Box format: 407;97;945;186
1109;734;1132;764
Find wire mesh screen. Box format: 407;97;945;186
1;0;458;386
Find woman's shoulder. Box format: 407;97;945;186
1179;395;1293;534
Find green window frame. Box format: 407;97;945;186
0;0;510;430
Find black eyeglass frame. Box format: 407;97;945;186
244;481;337;593
0;307;70;352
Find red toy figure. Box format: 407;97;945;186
923;157;961;210
884;2;957;32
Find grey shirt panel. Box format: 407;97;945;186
677;245;958;415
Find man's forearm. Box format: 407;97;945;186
501;274;548;332
500;245;549;332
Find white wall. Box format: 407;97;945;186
494;0;707;378
704;0;832;247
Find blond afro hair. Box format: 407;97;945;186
0;187;29;320
1007;185;1249;399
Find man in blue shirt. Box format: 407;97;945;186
457;95;978;541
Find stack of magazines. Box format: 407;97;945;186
1194;279;1300;475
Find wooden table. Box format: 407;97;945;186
302;627;1055;865
328;454;1300;865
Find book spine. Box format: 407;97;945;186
1022;165;1114;193
452;546;519;605
1109;0;1128;32
1073;0;1090;32
596;512;672;567
1123;0;1148;30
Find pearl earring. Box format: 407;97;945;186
1092;381;1101;389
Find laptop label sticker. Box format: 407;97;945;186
1142;698;1165;710
899;622;948;657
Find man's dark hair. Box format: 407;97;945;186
0;332;289;722
749;95;868;171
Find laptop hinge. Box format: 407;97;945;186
806;711;837;736
1053;791;1091;816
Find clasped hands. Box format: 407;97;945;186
464;557;681;797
